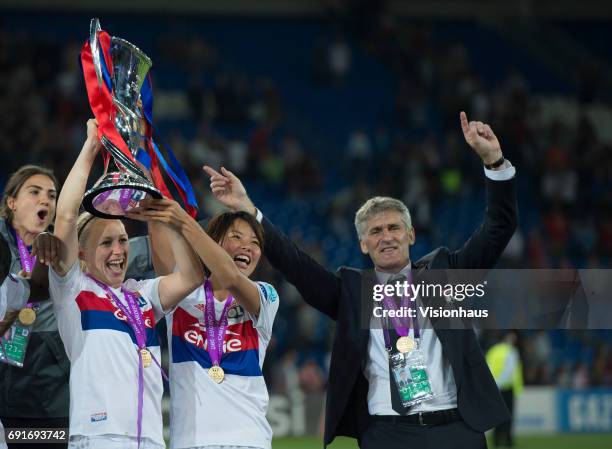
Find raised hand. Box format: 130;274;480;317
83;118;103;160
460;111;503;166
202;166;255;214
126;197;191;230
31;232;61;267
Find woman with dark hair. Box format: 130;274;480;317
0;163;71;446
50;119;203;449
1;235;29;449
1;234;54;449
128;199;279;449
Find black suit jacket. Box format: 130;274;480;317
261;176;518;446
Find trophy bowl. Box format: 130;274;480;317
82;163;162;220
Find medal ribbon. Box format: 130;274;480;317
203;279;234;368
381;271;420;350
15;234;36;274
87;275;148;448
12;225;38;311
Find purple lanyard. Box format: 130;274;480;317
380;271;420;350
87;275;166;448
15;234;36;274
203;279;234;368
14;228;37;310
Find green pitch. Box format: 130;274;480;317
272;434;612;449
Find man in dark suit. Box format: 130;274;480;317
203;111;518;449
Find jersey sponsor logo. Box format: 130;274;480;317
258;282;278;303
173;308;258;352
75;291;159;347
183;323;243;352
113;308;155;329
170;306;262;376
90;411;107;422
183;329;243;352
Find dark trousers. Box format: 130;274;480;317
1;417;68;449
361;419;487;449
493;389;514;447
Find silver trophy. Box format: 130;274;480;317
82;18;161;219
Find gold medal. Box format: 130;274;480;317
396;336;416;353
208;365;225;384
140;348;152;368
18;308;36;326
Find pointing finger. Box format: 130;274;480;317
203;165;222;179
460;111;470;136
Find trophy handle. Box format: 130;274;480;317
90;18;104;88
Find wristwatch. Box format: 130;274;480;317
484;156;505;170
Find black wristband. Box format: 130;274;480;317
484;156;505;170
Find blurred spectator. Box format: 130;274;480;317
345;129;372;177
328;34;351;84
572;362;590;389
486;332;523;448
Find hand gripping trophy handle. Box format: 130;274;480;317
82;18;162;219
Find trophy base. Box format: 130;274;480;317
82;171;162;219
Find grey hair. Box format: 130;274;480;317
354;196;412;240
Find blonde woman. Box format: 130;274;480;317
50;119;203;449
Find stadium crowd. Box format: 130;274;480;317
0;8;610;404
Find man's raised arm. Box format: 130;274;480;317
449;112;518;269
203;166;342;320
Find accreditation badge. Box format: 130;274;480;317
390;342;435;407
0;303;39;367
0;314;36;368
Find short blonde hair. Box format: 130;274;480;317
77;212;98;246
76;212;98;271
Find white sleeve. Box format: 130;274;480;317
131;277;163;321
484;160;515;181
247;282;279;342
3;274;30;312
48;262;85;309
